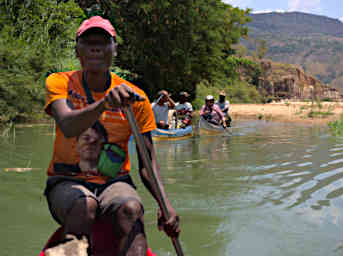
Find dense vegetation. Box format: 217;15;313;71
243;12;343;91
0;0;84;123
0;0;262;126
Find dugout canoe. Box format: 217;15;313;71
151;125;193;141
198;117;228;135
39;219;156;256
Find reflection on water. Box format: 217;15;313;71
2;120;343;255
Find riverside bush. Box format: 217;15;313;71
328;116;343;136
192;79;262;110
0;0;84;124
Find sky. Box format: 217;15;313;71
223;0;343;22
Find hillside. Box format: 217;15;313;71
236;57;342;101
243;12;343;91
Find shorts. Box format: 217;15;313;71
44;175;142;225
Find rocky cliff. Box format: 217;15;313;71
244;12;343;91
242;59;343;101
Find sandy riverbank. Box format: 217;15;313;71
229;101;343;125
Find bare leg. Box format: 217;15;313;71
114;200;147;256
64;196;98;254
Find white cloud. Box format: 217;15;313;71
340;17;343;23
222;0;246;4
222;0;252;9
252;9;287;14
288;0;300;11
288;0;322;12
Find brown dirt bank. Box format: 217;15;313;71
229;102;343;125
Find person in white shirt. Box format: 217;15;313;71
151;90;175;129
175;91;193;128
215;90;231;127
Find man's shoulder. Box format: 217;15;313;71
47;70;80;80
214;104;221;110
185;102;192;106
46;70;80;83
46;70;81;90
176;102;192;107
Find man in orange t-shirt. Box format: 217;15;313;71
44;16;180;255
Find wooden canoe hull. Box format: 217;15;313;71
39;218;156;256
198;117;226;135
151;125;192;141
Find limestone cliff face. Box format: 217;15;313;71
245;12;343;91
248;60;342;101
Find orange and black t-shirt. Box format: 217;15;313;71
45;70;156;184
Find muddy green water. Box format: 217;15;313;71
1;120;343;256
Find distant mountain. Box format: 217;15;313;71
243;12;343;91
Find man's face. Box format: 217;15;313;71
158;94;168;104
180;95;187;103
206;100;214;107
76;128;104;162
76;30;116;73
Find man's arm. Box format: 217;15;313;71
226;101;230;112
187;103;193;113
214;105;226;128
166;95;176;109
222;101;229;113
50;84;145;138
221;105;229;113
51;98;107;138
199;105;207;116
136;132;180;237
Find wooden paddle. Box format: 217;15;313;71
223;123;232;135
122;105;184;256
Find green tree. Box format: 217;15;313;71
0;0;84;123
235;44;247;58
76;0;251;98
0;0;255;125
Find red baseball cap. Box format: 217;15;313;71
76;16;116;40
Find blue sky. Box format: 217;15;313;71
223;0;343;22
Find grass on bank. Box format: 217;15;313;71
308;100;335;118
329;115;343;136
293;98;335;119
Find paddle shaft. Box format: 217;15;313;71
223;125;232;134
122;105;184;256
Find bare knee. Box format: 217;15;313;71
114;200;144;236
64;197;98;236
120;200;143;220
72;196;98;220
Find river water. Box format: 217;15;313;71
1;120;343;256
